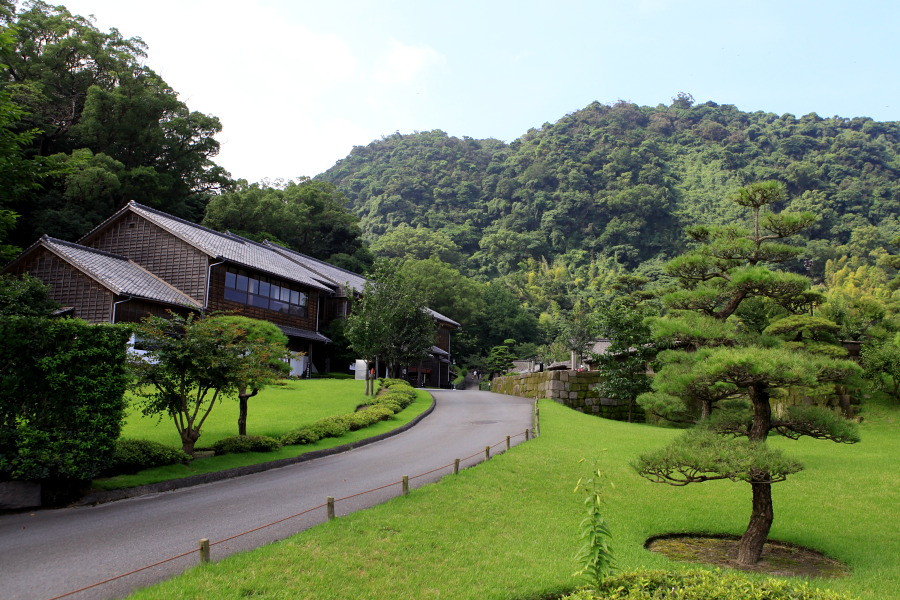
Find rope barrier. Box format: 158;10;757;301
42;420;538;600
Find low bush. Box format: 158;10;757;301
212;435;282;456
561;569;858;600
106;439;190;474
377;389;416;409
281;426;323;446
282;392;409;447
379;378;410;389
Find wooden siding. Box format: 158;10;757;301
85;212;208;303
436;325;451;352
12;248;112;323
207;264;321;331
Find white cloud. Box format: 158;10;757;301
372;40;444;85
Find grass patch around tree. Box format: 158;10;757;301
93;381;432;490
126;396;899;600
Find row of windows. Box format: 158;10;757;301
224;268;308;317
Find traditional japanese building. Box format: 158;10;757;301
5;201;459;386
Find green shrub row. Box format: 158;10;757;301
282;382;417;447
562;569;858;600
212;435;282;455
104;439;190;475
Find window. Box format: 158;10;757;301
223;267;308;316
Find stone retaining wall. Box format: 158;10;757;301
491;370;644;422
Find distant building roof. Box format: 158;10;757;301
37;236;202;309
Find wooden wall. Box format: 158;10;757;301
85;212;208;303
11;248;112;323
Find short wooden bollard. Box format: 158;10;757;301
526;428;531;441
327;496;335;520
506;435;511;450
402;475;410;495
198;538;210;564
485;445;490;460
454;458;460;474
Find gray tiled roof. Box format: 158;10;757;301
263;241;368;294
42;237;202;309
125;203;332;292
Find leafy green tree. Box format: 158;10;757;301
485;339;517;378
209;316;291;436
0;273;58;316
636;182;861;566
370;223;464;265
1;1;228;245
861;336;900;399
560;301;598;369
129;313;284;454
344;262;435;393
203;178;370;267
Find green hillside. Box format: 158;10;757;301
320;98;899;278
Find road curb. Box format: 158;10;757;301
76;398;437;507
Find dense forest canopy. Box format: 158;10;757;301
319;96;899;280
0;0;229;251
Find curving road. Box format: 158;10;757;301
0;389;533;600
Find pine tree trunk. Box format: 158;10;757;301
737;472;773;565
737;382;774;565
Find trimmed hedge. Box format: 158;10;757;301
282;382;418;447
562;569;858;600
0;317;130;482
107;439;190;474
212;435;282;456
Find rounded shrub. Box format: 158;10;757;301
562;569;859;600
379;390;416;409
281;426;323;446
106;439;190;474
365;405;396;421
212;435;282;456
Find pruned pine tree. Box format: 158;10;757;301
635;182;860;566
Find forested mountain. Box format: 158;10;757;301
319;96;899;279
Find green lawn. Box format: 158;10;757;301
120;378;371;446
94;380;433;490
127;395;899;600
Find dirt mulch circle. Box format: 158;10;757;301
646;534;850;579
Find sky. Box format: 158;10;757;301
59;0;900;184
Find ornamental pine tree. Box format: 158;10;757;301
635;182;860;566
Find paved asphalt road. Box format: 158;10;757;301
0;389;533;600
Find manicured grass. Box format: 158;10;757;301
120;378;370;447
94;384;433;490
127;395;899;600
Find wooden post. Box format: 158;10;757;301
402;475;410;495
485;446;490;460
526;428;531;441
199;538;210;564
454;458;460;474
506;435;511;450
327;496;335;520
